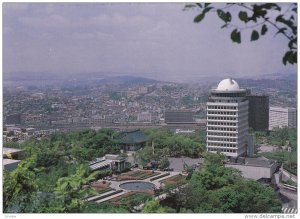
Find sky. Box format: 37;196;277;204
3;2;297;82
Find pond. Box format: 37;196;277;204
119;181;155;191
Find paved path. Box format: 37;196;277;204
257;144;276;153
279;186;297;202
95;191;128;204
168;157;204;172
86;190;118;202
134;185;185;211
281;168;297;183
282;207;297;214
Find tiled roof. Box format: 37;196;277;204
116;129;148;144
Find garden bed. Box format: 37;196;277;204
90;181;113;194
150;172;170;181
115;170;160;181
160;174;186;187
109;192;152;207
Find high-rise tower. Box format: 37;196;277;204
206;78;250;157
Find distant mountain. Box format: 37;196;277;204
3;71;161;88
3;71;62;81
236;74;297;92
241;72;297;80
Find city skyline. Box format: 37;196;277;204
3;3;297;83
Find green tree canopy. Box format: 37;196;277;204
3;155;38;212
173;153;282;213
142;200;166;213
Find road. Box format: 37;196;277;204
168;157;204;172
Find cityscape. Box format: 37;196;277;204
2;2;298;217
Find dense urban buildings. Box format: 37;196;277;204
3;72;296;142
248;95;269;131
5;113;22;125
269;106;297;130
206;78;253;157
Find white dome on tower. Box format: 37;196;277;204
216;78;240;91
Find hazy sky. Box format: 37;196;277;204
3;3;297;82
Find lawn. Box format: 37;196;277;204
160;174;186;187
109;192;153;207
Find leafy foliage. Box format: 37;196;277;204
162;153;282;213
185;3;297;65
144;128;206;158
255;128;297;175
135;129;205;168
122;193;153;209
3;155;38;212
142;200;167;213
3;128;122;213
51;165;99;213
83;202;130;213
159;157;170;169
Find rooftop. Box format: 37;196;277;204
245;156;275;167
3;147;23;157
3;158;21;166
215;78;241;92
116;129;148;144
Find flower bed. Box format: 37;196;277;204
116;170;160;181
90;180;113;194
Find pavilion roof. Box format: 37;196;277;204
116;129;148;144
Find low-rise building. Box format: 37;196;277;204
269;106;297;130
3;147;23;171
137;112;152;123
164;110;195;124
89;154;126;172
225;156;278;181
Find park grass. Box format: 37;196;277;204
110;192;152;207
160;174;186;187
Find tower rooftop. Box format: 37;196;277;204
216;78;240;91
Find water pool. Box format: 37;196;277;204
119;181;155;191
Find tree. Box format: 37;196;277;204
159;157;170;170
134;146;154;167
144;128;205;157
3;155;38;213
51;164;99;213
180;153;281;213
185;3;297;65
142;200;166;213
83;202;129;213
190;153;240;190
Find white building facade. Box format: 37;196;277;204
206;78;250;157
269;107;297;130
137;112;152;122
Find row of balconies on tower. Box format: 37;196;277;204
207;147;237;154
207;142;237;146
